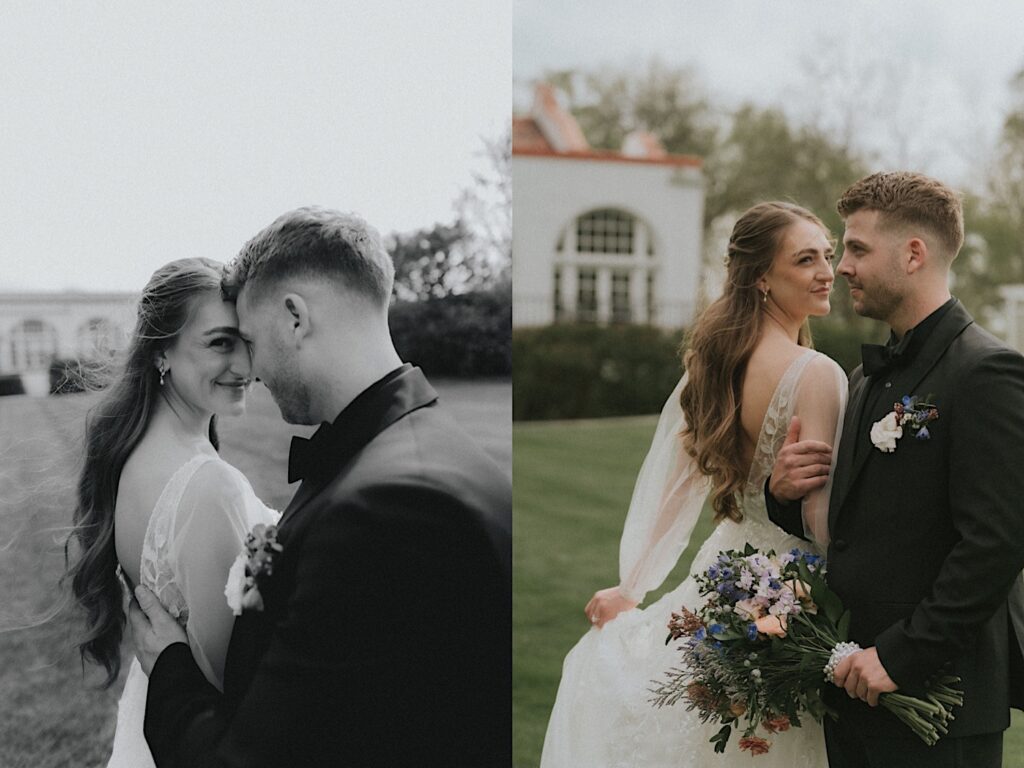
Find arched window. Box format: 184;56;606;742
553;208;658;325
576;209;636;255
9;319;58;371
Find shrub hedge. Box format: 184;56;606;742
389;284;511;378
0;374;25;397
513;324;685;420
513;319;883;421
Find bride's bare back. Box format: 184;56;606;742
738;335;810;476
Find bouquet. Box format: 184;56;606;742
651;545;963;755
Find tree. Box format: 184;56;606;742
455;129;512;282
543;58;718;158
389;220;485;302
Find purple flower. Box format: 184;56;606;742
747;623;758;641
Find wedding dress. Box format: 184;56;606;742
106;454;278;768
540;348;848;767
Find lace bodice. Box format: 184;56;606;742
109;453;278;767
739;349;819;520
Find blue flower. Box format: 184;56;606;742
769;579;781;590
720;567;733;580
902;395;912;406
708;565;719;580
747;623;758;641
695;627;706;641
916;426;931;440
709;623;725;636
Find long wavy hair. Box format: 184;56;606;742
62;257;224;686
679;202;830;524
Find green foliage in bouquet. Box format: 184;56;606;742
651;544;963;756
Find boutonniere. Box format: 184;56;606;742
224;523;283;615
870;395;939;453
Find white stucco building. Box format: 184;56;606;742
0;292;137;393
512;84;704;329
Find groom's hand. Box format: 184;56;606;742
767;417;833;502
128;585;187;675
832;647;897;707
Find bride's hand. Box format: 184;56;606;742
585;587;638;629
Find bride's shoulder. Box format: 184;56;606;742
799;350;847;387
180;455;251;503
179;456;278;526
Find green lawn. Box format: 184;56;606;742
0;379;508;768
513;416;1024;768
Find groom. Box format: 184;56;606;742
129;207;512;766
767;172;1024;766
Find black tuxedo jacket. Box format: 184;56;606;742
143;367;512;766
769;302;1024;739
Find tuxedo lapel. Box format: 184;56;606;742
891;303;973;402
830;372;870;528
278;367;439;529
830;302;974;527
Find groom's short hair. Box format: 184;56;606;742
837;172;964;260
222;207;395;306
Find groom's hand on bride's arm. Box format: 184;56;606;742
128;585;188;675
585;587;638;629
767;417;833;503
832;647;897;707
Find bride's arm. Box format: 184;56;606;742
790;354;848;547
171;461;260;689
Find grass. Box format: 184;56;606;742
0;379;508;768
513;415;1024;768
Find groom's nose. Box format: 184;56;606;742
835;251;854;278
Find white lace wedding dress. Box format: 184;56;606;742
540;349;848;767
107;454;278;768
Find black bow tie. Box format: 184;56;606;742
288;422;334;483
861;343;904;377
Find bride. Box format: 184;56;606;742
62;257;277;767
540;202;848;766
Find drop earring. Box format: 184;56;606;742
761;287;770;304
158;363;166;386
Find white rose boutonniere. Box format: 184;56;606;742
871;395;939;453
870;411;903;453
224;523;283;616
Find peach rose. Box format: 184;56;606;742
754;614;787;638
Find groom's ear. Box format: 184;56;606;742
905;237;928;274
282;293;311;346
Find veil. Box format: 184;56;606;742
617;375;711;603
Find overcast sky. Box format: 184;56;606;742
516;0;1024;192
0;2;510;292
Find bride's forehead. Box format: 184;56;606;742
185;294;239;332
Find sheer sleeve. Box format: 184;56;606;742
791;353;848;546
170;460;279;689
618;376;712;603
